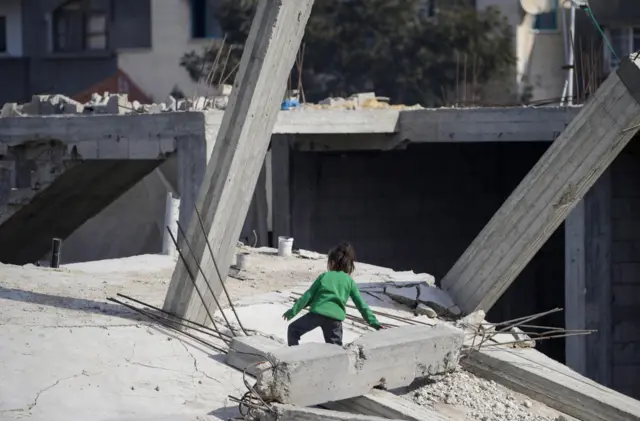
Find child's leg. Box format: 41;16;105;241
319;317;343;346
287;313;321;346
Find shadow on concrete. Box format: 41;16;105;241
209;405;241;420
0;285;142;321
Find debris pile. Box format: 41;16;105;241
406;369;570;421
0;89;422;118
304;91;423;111
0;90;232;118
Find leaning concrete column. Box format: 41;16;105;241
441;54;640;314
163;0;315;323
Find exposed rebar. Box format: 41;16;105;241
108;297;229;352
116;293;233;340
166;227;229;341
193;204;249;335
176;221;237;336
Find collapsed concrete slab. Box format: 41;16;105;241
325;389;455;421
258;404;403;421
254;325;464;406
226;334;284;376
463;346;640;421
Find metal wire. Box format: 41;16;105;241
194;204;249;335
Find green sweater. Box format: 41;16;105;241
285;271;381;329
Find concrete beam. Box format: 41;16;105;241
463;347;640;421
162;0;315;323
397;106;579;143
0;106;583;158
255;325;463;406
261;404;403;421
441;55;640;314
0;112;205;156
325;389;455;421
225;335;285;376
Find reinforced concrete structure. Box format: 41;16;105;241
5;100;640;399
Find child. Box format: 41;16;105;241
282;242;382;346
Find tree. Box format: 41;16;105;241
180;0;516;107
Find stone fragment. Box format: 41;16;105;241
415;304;437;318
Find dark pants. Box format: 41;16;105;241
287;312;343;346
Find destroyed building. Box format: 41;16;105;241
3;0;640;420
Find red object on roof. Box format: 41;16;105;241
73;69;152;104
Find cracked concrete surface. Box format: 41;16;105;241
0;248;436;420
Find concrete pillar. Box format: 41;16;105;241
565;169;612;386
441;55;640;314
162;192;180;256
176;133;213;232
271;135;291;241
163;0;316;324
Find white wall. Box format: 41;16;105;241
0;0;23;56
117;0;214;102
476;0;567;103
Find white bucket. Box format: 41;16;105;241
236;252;250;270
277;236;294;257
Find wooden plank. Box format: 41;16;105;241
463;347;640;421
162;0;315;323
441;56;640;314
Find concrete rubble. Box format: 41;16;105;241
0;89;422;119
0;247;601;420
385;282;461;317
254;325;464;406
405;369;574;421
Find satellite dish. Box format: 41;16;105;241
520;0;555;14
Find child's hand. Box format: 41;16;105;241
282;309;294;321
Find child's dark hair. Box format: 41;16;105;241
328;242;356;274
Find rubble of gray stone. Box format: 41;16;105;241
0;87;425;119
0;89;232;118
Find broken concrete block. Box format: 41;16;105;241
457;310;486;328
415;304;437;318
259;404;402;421
193;96;206;110
226;334;284;376
255;325;463;406
510;327;535;348
216;84;233;96
416;284;460;317
213;95;228;110
0;103;22;118
384;284;419;306
105;94;129;114
62;102;84;114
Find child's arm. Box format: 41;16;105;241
283;275;323;320
349;279;382;329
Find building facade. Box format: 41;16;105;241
0;0;221;105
